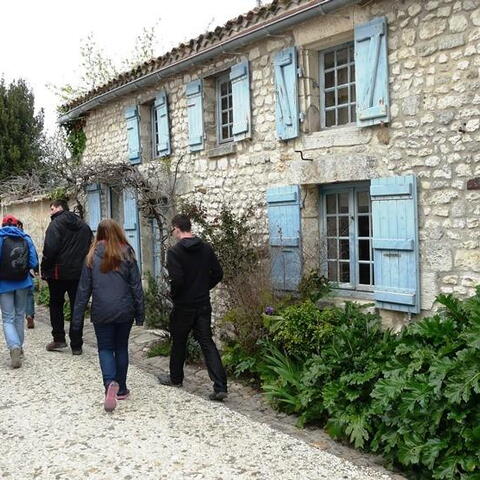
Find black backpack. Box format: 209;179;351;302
0;236;29;281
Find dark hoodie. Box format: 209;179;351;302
41;210;93;280
166;237;223;307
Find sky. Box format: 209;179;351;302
0;0;260;133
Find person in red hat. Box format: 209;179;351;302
0;215;38;368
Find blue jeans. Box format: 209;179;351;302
93;321;133;393
25;286;35;318
0;289;28;350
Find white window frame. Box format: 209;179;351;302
319;42;356;129
151;104;160;158
320;183;374;294
215;72;234;144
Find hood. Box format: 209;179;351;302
52;210;84;231
177;237;202;250
0;226;29;239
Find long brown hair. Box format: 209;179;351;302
86;219;134;273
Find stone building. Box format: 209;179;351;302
58;0;480;327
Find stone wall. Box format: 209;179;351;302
80;0;480;323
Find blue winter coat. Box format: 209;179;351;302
0;227;39;294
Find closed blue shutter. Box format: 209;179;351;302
230;60;251;141
153;90;171;157
274;47;299;140
124;106;141;164
86;184;101;232
354;17;390;127
371;175;420;313
186;79;204;152
123;189;141;267
266;185;302;290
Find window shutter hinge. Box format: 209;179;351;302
297;67;304;78
299;112;305;122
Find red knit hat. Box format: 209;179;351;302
2;214;19;227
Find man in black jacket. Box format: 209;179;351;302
157;214;228;401
41;200;92;355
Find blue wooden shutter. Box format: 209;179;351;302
153;90;171;157
124;106;141;164
371;175;420;313
123;189;141;266
274;47;299;140
266;185;302;290
354;17;390;126
186;80;204;152
86;183;101;232
230;60;251;141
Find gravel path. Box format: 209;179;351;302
1;320;399;480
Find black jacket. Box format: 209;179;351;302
71;244;144;329
166;237;223;307
41;211;93;280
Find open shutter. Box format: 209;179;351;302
266;185;302;290
86;183;101;233
124;106;141;164
186;79;204;152
123;189;141;267
354;17;390;127
274;47;299;141
153;90;171;157
230;60;251;141
371;175;420;313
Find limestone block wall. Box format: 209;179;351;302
80;0;480;321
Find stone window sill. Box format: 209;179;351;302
207;142;237;158
302;125;373;150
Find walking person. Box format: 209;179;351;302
72;219;144;412
157;214;228;401
41;200;92;355
0;215;39;368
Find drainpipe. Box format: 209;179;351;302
59;0;361;124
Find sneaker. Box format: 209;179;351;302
104;381;119;412
117;389;130;400
46;341;68;352
157;373;183;387
26;316;35;329
10;348;22;368
71;348;83;356
209;391;228;402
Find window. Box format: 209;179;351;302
322;185;373;291
319;42;356;128
216;72;233;143
152;106;160;157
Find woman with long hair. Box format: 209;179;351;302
72;219;144;412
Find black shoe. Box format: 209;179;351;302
72;348;83;356
46;341;68;351
209;391;228;402
157;373;182;387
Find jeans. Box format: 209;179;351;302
0;289;28;350
25;286;35;318
48;279;82;349
170;304;227;393
93;321;133;393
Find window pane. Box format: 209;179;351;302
359;263;371;285
339;216;350;236
328;261;338;282
327;217;337;236
222;111;229;125
324;52;335;69
337;67;348;86
221;97;229;110
222;126;230;139
357;191;369;213
339;239;350;259
339;193;349;213
338;87;349;105
327;239;337;259
358;215;370;237
326;194;337;214
350;85;356;102
325;71;335;88
326;109;336;127
359;240;370;260
350;65;355;82
220;82;228;95
337;48;348;66
325;91;335;107
338;106;349;125
339;262;350;282
351;105;356;123
349;46;354;61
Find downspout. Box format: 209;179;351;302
59;0;360;124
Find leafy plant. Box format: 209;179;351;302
147;339;171;358
298;269;331;303
144;271;171;330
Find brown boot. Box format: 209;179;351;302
26;316;35;329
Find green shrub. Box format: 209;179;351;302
298;269;331;303
36;282;50;305
222;341;261;378
147;339;171;358
144;272;171;330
